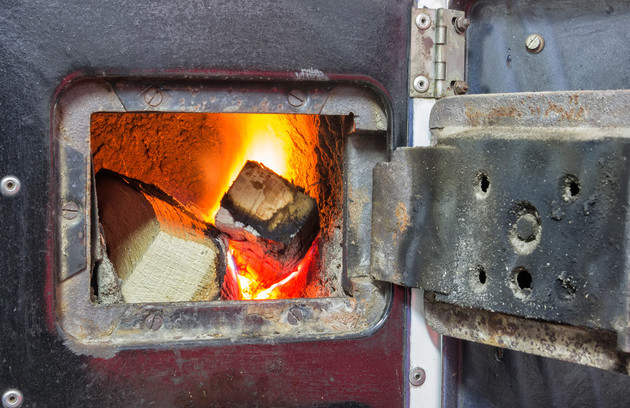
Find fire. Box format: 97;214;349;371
225;237;319;300
204;114;318;224
91;112;327;301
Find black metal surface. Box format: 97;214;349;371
467;0;630;94
445;339;630;408
0;1;410;406
441;0;630;406
373;129;630;334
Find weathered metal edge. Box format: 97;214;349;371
426;296;630;374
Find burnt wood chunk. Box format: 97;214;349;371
215;161;319;280
96;170;224;303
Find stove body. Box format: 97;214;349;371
3;1;630;407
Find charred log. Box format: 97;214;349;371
215;161;319;284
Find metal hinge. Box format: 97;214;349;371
409;7;468;98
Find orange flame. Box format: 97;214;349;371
226;237;319;300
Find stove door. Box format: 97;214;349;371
371;90;630;374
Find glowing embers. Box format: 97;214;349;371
224;237;319;300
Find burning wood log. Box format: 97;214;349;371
96;170;224;303
215;161;320;288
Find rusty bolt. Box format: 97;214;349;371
453;81;469;95
415;13;431;30
287;306;303;325
454;16;470;34
287;90;306;108
144;87;163;107
525;34;545;54
409;367;426;386
61;202;79;220
143;311;163;331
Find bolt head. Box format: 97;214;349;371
454;81;469;95
516;214;539;242
455;17;470;34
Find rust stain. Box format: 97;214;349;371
465;104;522;126
395;202;409;233
545;101;586;121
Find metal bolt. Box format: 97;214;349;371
453;81;469;95
287;306;303;325
525;34;545;54
1;175;21;197
143;311;163;331
61;202;79;220
516;214;538;243
454;16;470;34
413;76;430;93
287;90;306;108
409;367;426;386
144;87;163;107
2;389;23;408
415;13;431;30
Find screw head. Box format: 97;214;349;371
409;367;426;386
61;202;79;220
2;389;23;408
287;306;304;325
525;34;545;53
287;90;306;108
144;87;163;107
454;16;470;34
413;76;430;93
415;13;431;30
143;311;163;331
1;176;21;197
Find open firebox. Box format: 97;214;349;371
53;79;390;355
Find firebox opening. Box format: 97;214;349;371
90;113;350;303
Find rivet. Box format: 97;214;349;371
409;367;426;386
1;176;21;197
525;34;545;54
413;76;430;93
415;13;431;30
2;389;23;408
